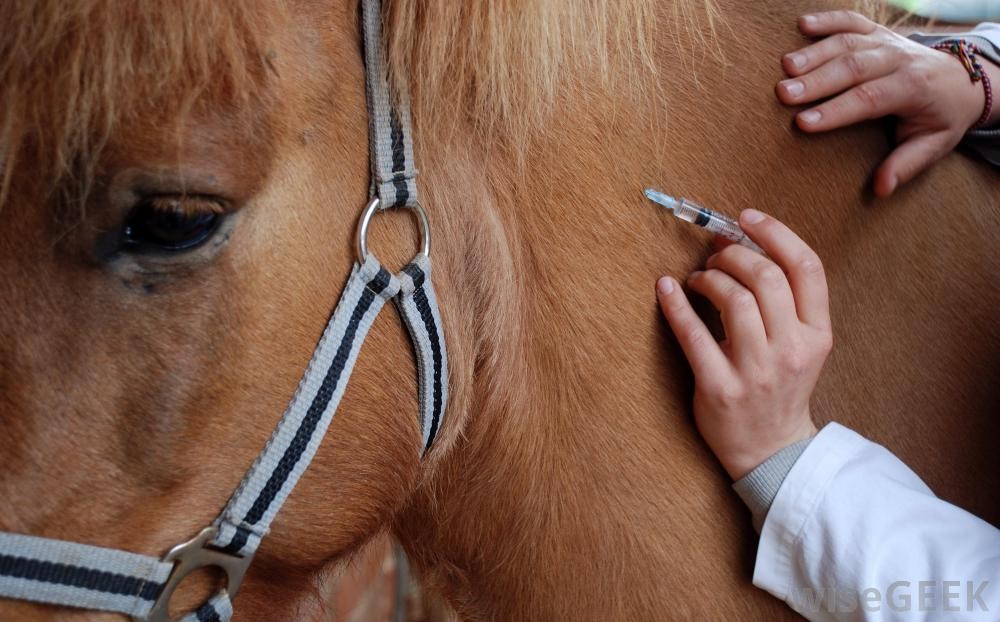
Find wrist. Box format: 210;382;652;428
933;40;998;131
720;418;818;480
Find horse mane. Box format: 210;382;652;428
390;0;915;145
384;0;664;148
386;0;908;145
0;0;269;208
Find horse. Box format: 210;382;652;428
1;0;997;619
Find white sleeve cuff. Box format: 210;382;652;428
750;422;1000;619
752;422;872;600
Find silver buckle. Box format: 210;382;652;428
141;526;253;622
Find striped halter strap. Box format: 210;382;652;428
0;0;448;619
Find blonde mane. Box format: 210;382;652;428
382;0;900;149
385;0;660;146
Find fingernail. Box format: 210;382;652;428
657;277;675;295
782;79;804;96
886;175;898;195
799;109;822;124
688;270;704;282
786;53;806;70
801;14;817;27
705;253;718;266
742;209;765;224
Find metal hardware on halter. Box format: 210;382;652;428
142;527;251;622
356;196;431;264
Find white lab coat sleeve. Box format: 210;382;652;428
753;422;1000;621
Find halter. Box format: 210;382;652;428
0;0;448;619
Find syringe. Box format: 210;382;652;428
644;189;764;255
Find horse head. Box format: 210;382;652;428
0;1;459;617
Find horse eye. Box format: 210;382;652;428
122;196;223;252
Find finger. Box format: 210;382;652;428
782;30;880;77
656;277;731;378
873;132;957;197
798;11;878;37
737;210;830;330
711;236;735;253
794;74;907;133
705;245;797;339
686;269;768;363
778;48;897;105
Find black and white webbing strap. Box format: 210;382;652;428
0;0;448;619
395;255;447;451
0;533;171;620
211;255;448;559
362;0;417;209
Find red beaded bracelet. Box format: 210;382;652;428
933;39;994;129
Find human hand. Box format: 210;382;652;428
655;210;832;480
776;11;1000;197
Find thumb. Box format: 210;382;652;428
874;132;955;197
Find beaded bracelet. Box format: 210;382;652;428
932;39;994;129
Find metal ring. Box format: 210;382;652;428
355;196;431;264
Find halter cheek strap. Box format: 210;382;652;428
0;0;448;618
212;259;402;559
362;0;418;210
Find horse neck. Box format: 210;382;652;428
390;0;899;617
383;0;957;616
393;99;794;622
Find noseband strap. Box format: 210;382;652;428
0;0;448;618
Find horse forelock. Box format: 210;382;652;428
0;0;275;211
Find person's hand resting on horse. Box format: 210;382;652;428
654;211;832;480
776;10;1000;197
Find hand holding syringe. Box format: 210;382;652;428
652;206;832;480
645;189;765;255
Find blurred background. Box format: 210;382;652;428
890;0;1000;20
331;535;451;622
